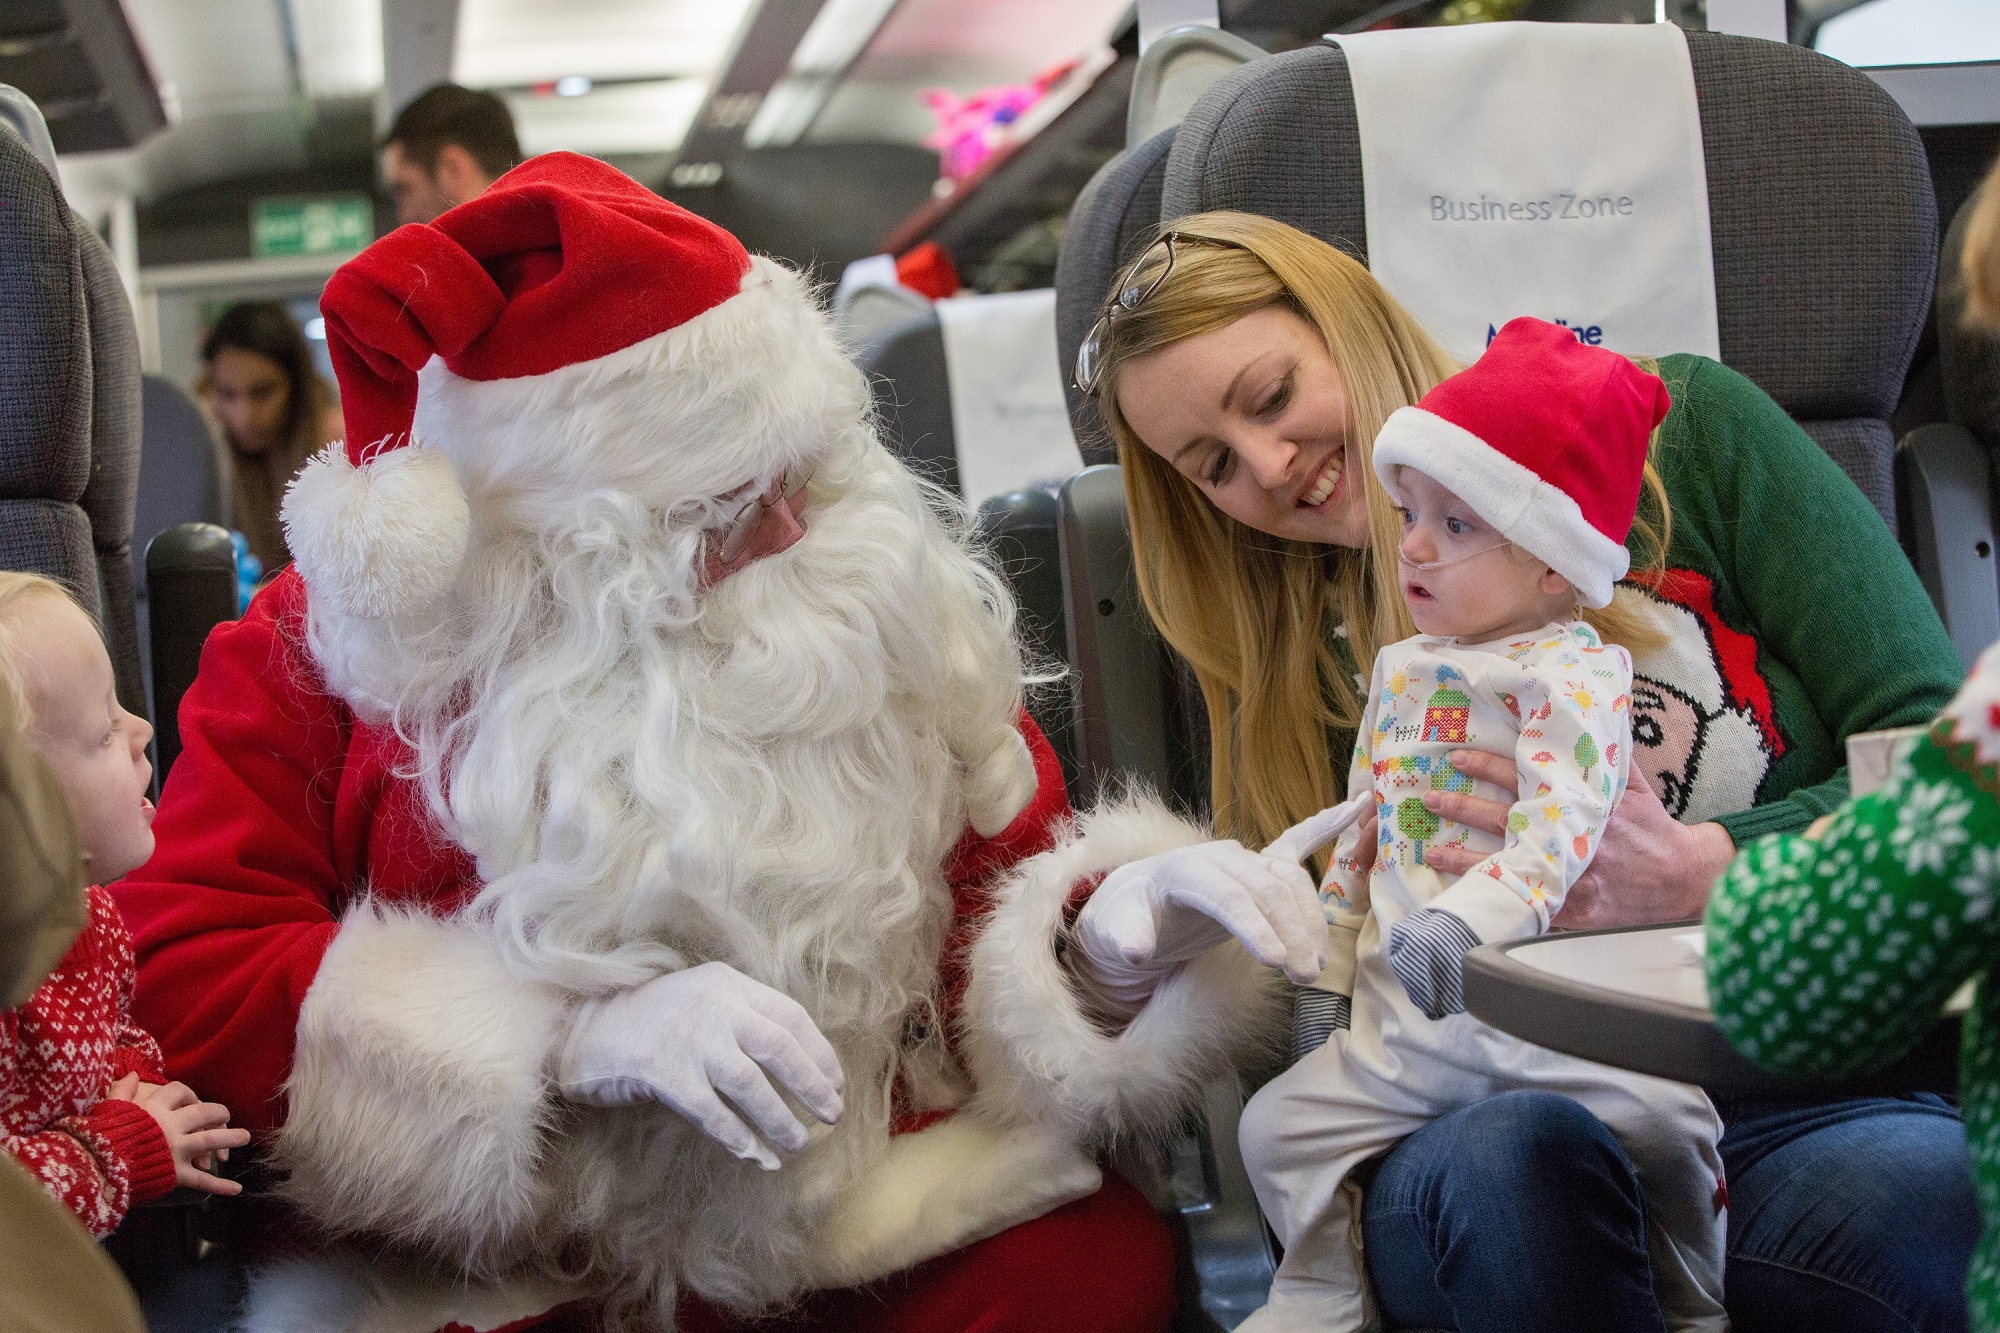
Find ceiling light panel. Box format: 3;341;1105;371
455;0;757;87
126;0;294;119
503;77;709;155
789;0;902;75
287;0;385;98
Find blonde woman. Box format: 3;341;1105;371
1074;213;1973;1333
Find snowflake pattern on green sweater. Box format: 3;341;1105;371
1708;643;2000;1329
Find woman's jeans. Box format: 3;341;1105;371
1360;1089;1977;1333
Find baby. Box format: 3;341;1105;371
1238;319;1727;1333
0;573;249;1237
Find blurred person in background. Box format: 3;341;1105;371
199;302;343;575
380;83;523;226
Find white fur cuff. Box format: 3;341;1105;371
278;902;566;1266
960;796;1289;1143
806;1113;1102;1290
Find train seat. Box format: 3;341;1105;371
1051;27;1948;1329
1057;127;1180;469
132;376;228;632
1898;192;2000;668
861;291;1088;788
0;85;146;722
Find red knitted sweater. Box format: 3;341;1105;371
2;885;177;1237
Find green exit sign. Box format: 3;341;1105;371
251;195;373;258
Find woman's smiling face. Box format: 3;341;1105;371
1115;304;1371;549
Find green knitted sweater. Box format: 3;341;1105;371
1707;656;2000;1328
1593;354;1959;844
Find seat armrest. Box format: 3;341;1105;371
145;523;238;782
1895;423;2000;670
1057;466;1174;800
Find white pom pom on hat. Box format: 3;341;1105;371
281;445;470;619
287;152;754;618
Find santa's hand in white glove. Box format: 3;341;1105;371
1072;798;1368;1014
555;961;845;1171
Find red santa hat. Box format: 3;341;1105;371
282;152;766;619
1370;316;1671;610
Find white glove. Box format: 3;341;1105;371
1073;798;1369;1009
555;961;845;1171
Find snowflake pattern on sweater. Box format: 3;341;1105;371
2;885;176;1237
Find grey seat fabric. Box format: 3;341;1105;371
0;91;148;724
1056;128;1178;463
75;222;147;720
861;315;1081;791
861;310;961;495
1160;33;1937;526
134;377;228;580
132;376;229;710
0;110;100;652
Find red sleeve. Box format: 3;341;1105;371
112;570;350;1141
936;713;1072;1035
1;1097;174;1238
106;1039;164;1085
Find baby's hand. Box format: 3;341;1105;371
102;1071;142;1101
131;1081;251;1195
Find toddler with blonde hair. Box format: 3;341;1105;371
0;572;248;1236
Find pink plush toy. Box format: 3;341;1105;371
923;59;1078;183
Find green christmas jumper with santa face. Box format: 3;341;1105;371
1707;643;2000;1329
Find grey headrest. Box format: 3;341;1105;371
1163;33;1936;423
0;85;60;184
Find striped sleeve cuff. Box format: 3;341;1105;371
1386;908;1483;1020
1292;987;1351;1062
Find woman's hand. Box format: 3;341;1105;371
1420;748;1736;929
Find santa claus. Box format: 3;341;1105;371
115;155;1331;1332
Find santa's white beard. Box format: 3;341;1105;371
300;425;1030;1316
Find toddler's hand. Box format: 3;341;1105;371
102;1071;142;1101
132;1081;251;1195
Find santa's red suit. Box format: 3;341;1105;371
113;155;1279;1332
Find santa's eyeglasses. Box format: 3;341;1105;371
714;463;813;564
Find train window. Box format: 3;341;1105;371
1814;0;2000;67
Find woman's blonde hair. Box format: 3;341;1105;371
1091;212;1671;847
0;573;80;737
1962;157;2000;331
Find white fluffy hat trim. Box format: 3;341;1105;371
281;443;471;619
1373;405;1630;609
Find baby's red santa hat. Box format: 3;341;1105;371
282;152;777;619
1371;316;1671;610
